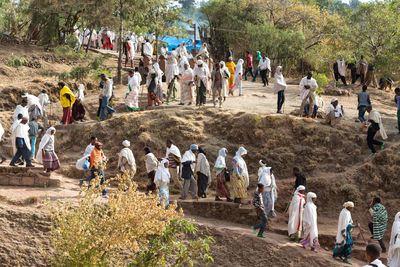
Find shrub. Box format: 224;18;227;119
58;71;72;81
37;68;58;77
91;68;111;80
69;66;89;81
47;172;214;266
313;72;329;96
90;56;105;70
53;45;86;61
7;53;27;67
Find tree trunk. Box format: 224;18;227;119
86;29;93;54
155;34;159;62
117;0;123;84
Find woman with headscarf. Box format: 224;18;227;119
232;146;248;204
193;60;209;106
388;212;400;267
180;144;198;200
333;201;358;265
153;62;164;103
36;127;60;173
180;61;194;105
125;70;140;111
258;160;277;218
230;59;244;96
288;185;306;241
274;66;287;114
301;192;319;251
118;140;136;179
146;69;162;107
72;84;86;121
214;148;231;202
144;147;158;192
225;57;236;93
58;82;76;125
219;61;231;101
154;158;171;208
196;147;211;198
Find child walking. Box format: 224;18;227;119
251;184;268;238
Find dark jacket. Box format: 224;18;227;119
181;161;194;179
295;173;307;189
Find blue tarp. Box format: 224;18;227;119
160;35;201;52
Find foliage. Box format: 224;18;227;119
89;56;105;70
313;73;329;96
53;45;86;61
90;68;111;80
69;66;89;81
58;71;72;81
47;172;214;266
37;68;58;77
7;53;27;67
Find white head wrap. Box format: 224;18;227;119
343;201;354;208
122;140;130;147
331;97;338;103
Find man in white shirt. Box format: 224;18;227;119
363;243;386;267
13;98;29;122
258;53;271;87
99;74;116;121
9;117;34;167
299;71;318;117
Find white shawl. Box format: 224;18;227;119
234;59;244;80
288;185;306;236
193;63;209;88
274;66;286;93
0;122;4;142
389;212;400;267
214;148;227;169
197;152;211;182
13;105;29;122
303;192;318;243
337;59;346;77
118;147;135;166
182;150;196;172
299;77;318;100
233;146;249;187
219;61;230;79
76;84;85;101
23;93;43;114
166;144;181;158
335;208;353;245
154;159;170;189
36;127;56;164
368;109;387;140
143;42;153;57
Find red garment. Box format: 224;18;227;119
216;173;230;198
62;107;75;125
247;54;253;67
103;37;113;49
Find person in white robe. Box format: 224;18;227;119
334;58;347;86
364;106;387;156
165;52;180;103
144;146;158;192
177;42;188;58
143;39;153;65
301;192;319;251
196;147;211;198
118;140;136;179
193;60;210;106
153;62;164;102
299;71;318;117
388;212;400;267
180;144;198;200
197;43;209;58
0;121;5;163
333;201;357;265
180;61;194;105
154;158;170;207
258;160;277;218
325;97;344;127
274;66;287;114
125;70;140;111
165;139;182;189
13;98;29;122
9;117;33;167
219;61;230;100
258;54;271;86
36;127;60;172
288;185;306;241
230;59;244;96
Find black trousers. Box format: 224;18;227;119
368;222;387;252
260;69;268;86
334;72;347;85
367;127;382;153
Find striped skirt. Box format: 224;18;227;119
231;172;247;199
42;150;60;171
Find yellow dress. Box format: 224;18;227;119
225;61;236;92
60;86;76;108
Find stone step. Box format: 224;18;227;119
0;166;60;187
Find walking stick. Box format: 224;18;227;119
194;158;198;201
356;221;368;245
284;189;296;214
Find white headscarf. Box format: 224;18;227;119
274;66;287;93
303;192;318;243
331;97;338;104
234;59;244;80
233;146;249;187
368;109;387;140
36;127;56;163
258;162;271;187
343;201;354;208
389;212;400;267
214;148;227;169
122;140;130;147
155;158;170;185
23;93;43;114
295;185;306;195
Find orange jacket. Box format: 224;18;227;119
90;148;104;169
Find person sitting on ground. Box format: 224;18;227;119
363;243;386;267
258;160;277;218
299;71;318;117
251;183;268;238
232;146;249;204
36;127;60;173
180;144;198;200
28;118;44;160
368;197;388;253
304;93;320;119
363;105;387;157
333;201;359;265
288;185;306;242
196;147;211;198
118;140;136;180
379;77;394;91
165;139;182;189
293;166;306;190
10;117;34;167
358;85;371;123
301;192;319;251
154;158;170;208
388;212;400;267
214;148;232;202
144;147;158;193
325;97;344;127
